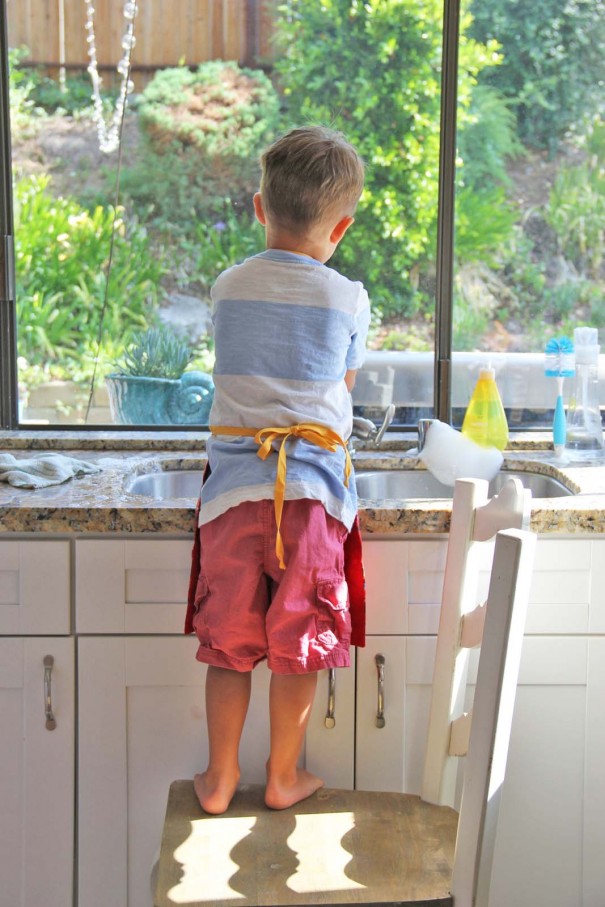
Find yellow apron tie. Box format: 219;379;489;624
210;423;351;570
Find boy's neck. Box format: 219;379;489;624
265;231;333;265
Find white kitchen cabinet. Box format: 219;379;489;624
0;636;75;907
488;636;595;907
77;634;271;907
0;531;592;907
305;658;356;790
355;540;445;794
74;539;355;782
356;635;435;794
75;539;192;634
358;537;605;907
0;539;74;907
0;540;70;635
76;626;351;907
74;535;357;907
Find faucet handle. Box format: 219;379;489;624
374;404;396;446
351;416;377;440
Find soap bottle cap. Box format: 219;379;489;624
478;367;495;380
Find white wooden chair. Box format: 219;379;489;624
422;476;531;808
154;480;535;907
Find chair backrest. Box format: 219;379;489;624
422;477;532;808
452;526;536;907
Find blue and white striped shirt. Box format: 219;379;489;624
198;249;371;530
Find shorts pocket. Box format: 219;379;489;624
192;575;212;644
193;574;210;613
316;577;351;645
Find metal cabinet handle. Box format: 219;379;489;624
324;668;336;728
43;655;57;731
375;653;386;728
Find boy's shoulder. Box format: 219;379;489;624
213;251;369;308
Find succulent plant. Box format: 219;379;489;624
112;328;193;380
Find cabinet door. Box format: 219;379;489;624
305;660;356;789
75;539;192;634
584;637;605;905
478;636;591;907
355;636;435;793
362;538;449;636
0;637;75;907
78;636;271;907
0;541;70;635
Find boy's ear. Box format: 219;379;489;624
330;215;355;245
253;192;266;226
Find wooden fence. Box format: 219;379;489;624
7;0;277;86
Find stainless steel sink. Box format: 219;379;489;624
355;469;574;499
126;465;573;501
126;470;203;499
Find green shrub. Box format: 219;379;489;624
546;119;605;277
456;85;523;191
28;72;105;117
123;61;280;227
8;47;44;135
14;174;164;378
455;186;517;265
183;203;262;292
470;0;605;152
452;292;491;351
274;0;499;318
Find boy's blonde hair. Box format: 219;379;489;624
259;126;365;233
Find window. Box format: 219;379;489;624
451;0;605;432
1;0;603;431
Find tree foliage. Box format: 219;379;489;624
274;0;499;316
469;0;605;152
123;61;281;224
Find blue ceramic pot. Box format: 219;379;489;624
106;371;214;425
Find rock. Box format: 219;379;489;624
159;292;212;343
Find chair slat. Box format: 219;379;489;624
452;528;536;907
421;478;530;807
459;601;486;649
448;710;472;757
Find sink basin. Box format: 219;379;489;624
126;470;203;499
355;469;574;499
126;465;573;501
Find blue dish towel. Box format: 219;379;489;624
0;452;102;489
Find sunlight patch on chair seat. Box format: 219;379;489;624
168;815;256;903
286;811;365;893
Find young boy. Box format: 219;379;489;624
189;125;370;814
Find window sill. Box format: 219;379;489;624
0;429;211;451
0;426;556;452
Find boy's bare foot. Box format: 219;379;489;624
265;768;324;810
194;770;240;815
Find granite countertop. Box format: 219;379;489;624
0;433;604;535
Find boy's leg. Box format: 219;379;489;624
265;671;324;809
194;665;252;814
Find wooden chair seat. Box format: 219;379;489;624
155;780;457;906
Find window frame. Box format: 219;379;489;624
0;0;461;432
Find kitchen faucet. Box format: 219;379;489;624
350;404;396;448
417;418;435;453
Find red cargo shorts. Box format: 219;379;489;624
192;498;351;674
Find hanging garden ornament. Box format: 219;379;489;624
84;0;138;154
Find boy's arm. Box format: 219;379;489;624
345;369;357;392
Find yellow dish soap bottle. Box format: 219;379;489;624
461;367;509;450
